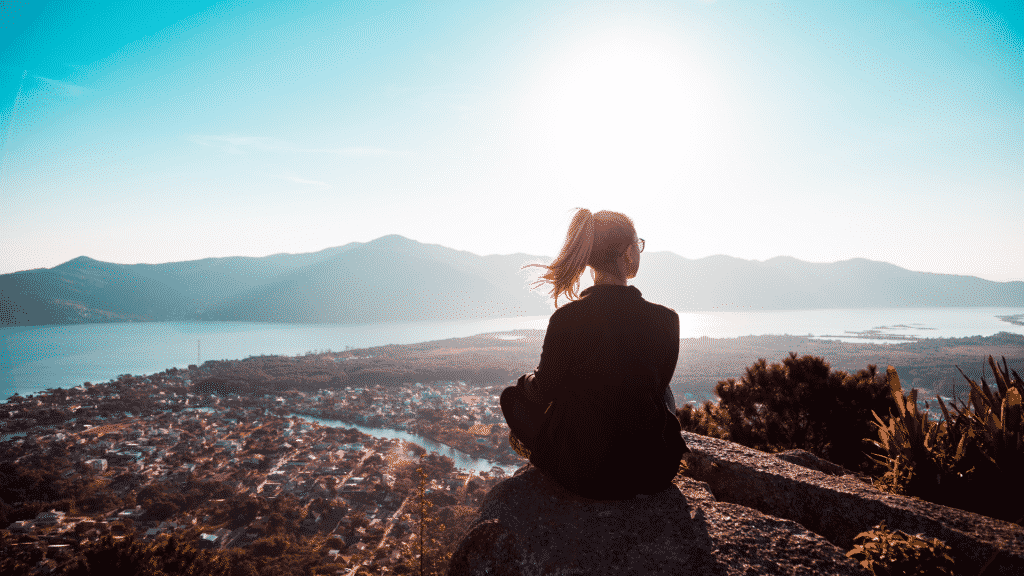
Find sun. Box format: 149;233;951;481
523;30;720;194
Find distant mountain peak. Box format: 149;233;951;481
55;255;100;268
364;234;419;249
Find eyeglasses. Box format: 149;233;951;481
637;238;645;253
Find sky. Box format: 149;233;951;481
1;0;1022;281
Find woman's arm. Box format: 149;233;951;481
664;387;677;413
521;308;579;404
660;310;680;404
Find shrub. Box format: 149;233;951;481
867;366;955;498
675;400;727;440
677;353;892;473
846;521;955;576
868;358;1024;523
951;357;1024;487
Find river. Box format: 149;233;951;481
291;414;520;476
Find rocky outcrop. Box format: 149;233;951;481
449;433;1024;575
681;432;1024;576
772;448;857;477
448;463;866;575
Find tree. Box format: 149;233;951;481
679;353;893;473
55;533;229;576
392;464;450;576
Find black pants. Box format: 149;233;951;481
500;383;549;454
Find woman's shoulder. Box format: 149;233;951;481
637;294;679;324
548;297;589;325
554;287;678;327
647;303;679;333
647;300;678;320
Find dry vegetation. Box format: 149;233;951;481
195;330;1024;404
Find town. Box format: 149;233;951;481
7;330;1021;575
0;360;521;575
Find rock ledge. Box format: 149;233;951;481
448;463;865;575
681;432;1024;576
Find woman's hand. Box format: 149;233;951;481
519;373;544;404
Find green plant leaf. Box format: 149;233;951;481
989;356;1010;397
954;431;970;462
1001;388;1021;450
938;396;953;425
888;367;905;419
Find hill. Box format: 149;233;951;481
634;252;1024;309
0;236;551;327
2;236;1022;327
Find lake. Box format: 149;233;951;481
2;306;1023;400
0;316;550;399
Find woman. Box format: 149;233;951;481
501;208;688;500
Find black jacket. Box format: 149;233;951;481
520;284;687;499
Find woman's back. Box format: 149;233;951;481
529;285;678;404
528;284;685;500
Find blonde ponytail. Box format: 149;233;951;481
525;208;636;307
524;208;594;307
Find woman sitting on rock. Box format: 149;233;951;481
501;208;688;500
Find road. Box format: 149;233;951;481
375;495;411;550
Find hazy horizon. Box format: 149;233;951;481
3;1;1022;281
4;233;1024;285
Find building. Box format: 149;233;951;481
83;458;108;472
7;520;33;533
36;509;66;527
198;533;220;549
118;506;146;520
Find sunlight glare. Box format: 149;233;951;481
527;31;720;194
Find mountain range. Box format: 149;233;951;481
1;235;1021;327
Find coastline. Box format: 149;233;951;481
5;328;1020;459
6;328;1024;403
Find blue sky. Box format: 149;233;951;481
2;0;1022;281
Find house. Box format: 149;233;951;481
342;477;365;492
35;509;66;527
197;533;220;549
242;457;263;469
7;520;33;533
215;439;241;454
118;506;146;520
301;511;322;528
105;449;143;464
196;527;231;549
83;458;108;472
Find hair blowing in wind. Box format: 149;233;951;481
524;208;636;307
